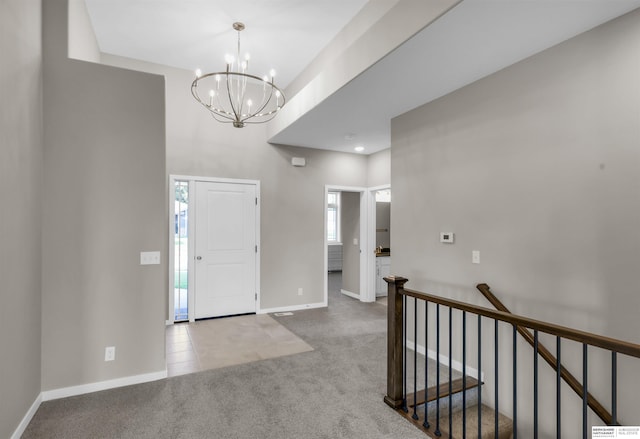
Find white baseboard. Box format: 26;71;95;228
340;289;360;300
259;301;326;314
41;369;168;402
406;340;484;381
11;392;42;439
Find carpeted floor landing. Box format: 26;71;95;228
23;273;428;438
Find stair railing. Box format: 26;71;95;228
384;276;640;438
476;283;614;426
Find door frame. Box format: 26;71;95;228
324;185;370;304
169;175;261;324
367;184;391;302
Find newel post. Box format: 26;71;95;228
384;275;408;409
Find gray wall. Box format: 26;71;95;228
101;55;371;309
41;0;167;390
367;148;390;187
341;192;361;295
67;0;100;63
0;0;43;436
391;9;640;433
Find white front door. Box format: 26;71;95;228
194;181;257;319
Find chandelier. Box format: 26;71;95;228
191;22;286;128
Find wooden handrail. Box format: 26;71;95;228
476;283;615;426
388;278;640;359
384;276;640;434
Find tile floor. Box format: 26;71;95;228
166;313;313;377
166;272;385;377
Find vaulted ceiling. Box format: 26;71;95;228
85;0;640;155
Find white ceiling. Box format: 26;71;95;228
84;0;369;88
85;0;640;155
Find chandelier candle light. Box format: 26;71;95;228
191;22;286;128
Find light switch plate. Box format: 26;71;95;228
472;250;480;264
105;346;115;362
140;251;161;265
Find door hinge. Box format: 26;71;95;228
255;293;257;301
255;245;258;253
255;197;258;205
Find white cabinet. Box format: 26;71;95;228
328;244;343;272
376;256;391;296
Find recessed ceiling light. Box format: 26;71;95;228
354;146;365;152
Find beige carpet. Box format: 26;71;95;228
166;313;313;376
24;273;429;439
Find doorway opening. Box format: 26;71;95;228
324;186;368;305
373;187;391;301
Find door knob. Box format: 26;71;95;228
196;256;202;260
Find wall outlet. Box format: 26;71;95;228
105;346;116;362
298;287;303;296
353;238;358;246
472;250;480;264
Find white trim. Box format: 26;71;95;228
359;188;371;302
324;184;368;193
340;289;360;300
324;185;369;306
365;184;391;303
367;184;391;192
187;179;196;322
168;176;177;324
258;302;326;315
41;370;168;401
171;174;261;186
323;188;329;305
11;393;42;439
406;340;484;381
254;183;261;314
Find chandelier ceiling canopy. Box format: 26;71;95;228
191;22;286;128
